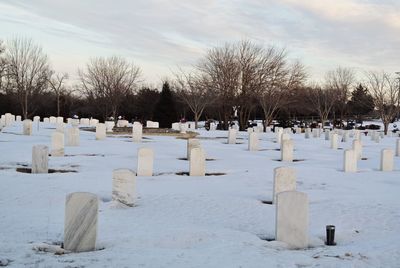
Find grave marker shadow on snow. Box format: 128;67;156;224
16;167;78;174
175;171;226;176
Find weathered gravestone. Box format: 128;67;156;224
275;191;308;249
51;132;65;157
396;139;400;157
273;167;296;203
137;148;154;176
112;169;136;206
32;145;49;173
343;149;357;172
23;119;32;135
381;149;394;171
64;192;98;252
189;147;206;176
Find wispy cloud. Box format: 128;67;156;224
0;0;399;84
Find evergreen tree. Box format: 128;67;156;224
347;84;374;122
153;82;178;128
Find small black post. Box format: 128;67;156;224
326;225;336;246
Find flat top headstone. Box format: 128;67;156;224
64;192;98;252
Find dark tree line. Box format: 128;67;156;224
0;38;398;132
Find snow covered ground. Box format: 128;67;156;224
0;121;400;267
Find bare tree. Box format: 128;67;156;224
78;56;141;121
306;84;337;127
325;67;355;126
174;71;215;129
365;71;399;134
4;38;50;118
0;40;6;92
259;59;307;127
197;43;240;130
48;72;69;117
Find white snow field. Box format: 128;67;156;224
0;122;400;268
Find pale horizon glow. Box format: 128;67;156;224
0;0;399;86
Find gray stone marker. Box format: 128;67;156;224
137;148;154;176
228;129;237;144
96;123;106;140
189;147;206;176
16;115;22;122
343;149;357;172
187;139;201;160
32;145;49;173
273;167;296;203
112;169;136;206
396;139;400;157
381;149;394;171
64;192;98;252
23;119;32;135
275;191;308;249
132;122;143;142
51;132;65;157
43;117;49;124
66;127;80;146
248;132;259;151
281;139;294;162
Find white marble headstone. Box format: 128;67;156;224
380;149;394;171
96;123;106;140
189;147;206;176
228;129;237;144
137;148;154;176
275;191;308;249
32;145;49;173
132;122;143;142
396;139;400;157
273;167;296;203
281;139;294;162
187;139;201;160
352;139;362;160
248;132;259;151
343;149;357;172
51;132;65;157
331;133;338;149
23;119;32;135
64;192;98;252
112;169;136;206
66;127;80;146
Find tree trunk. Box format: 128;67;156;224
194;113;200;129
24;92;28;119
57;94;60;117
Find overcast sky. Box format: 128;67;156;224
1;0;399;85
